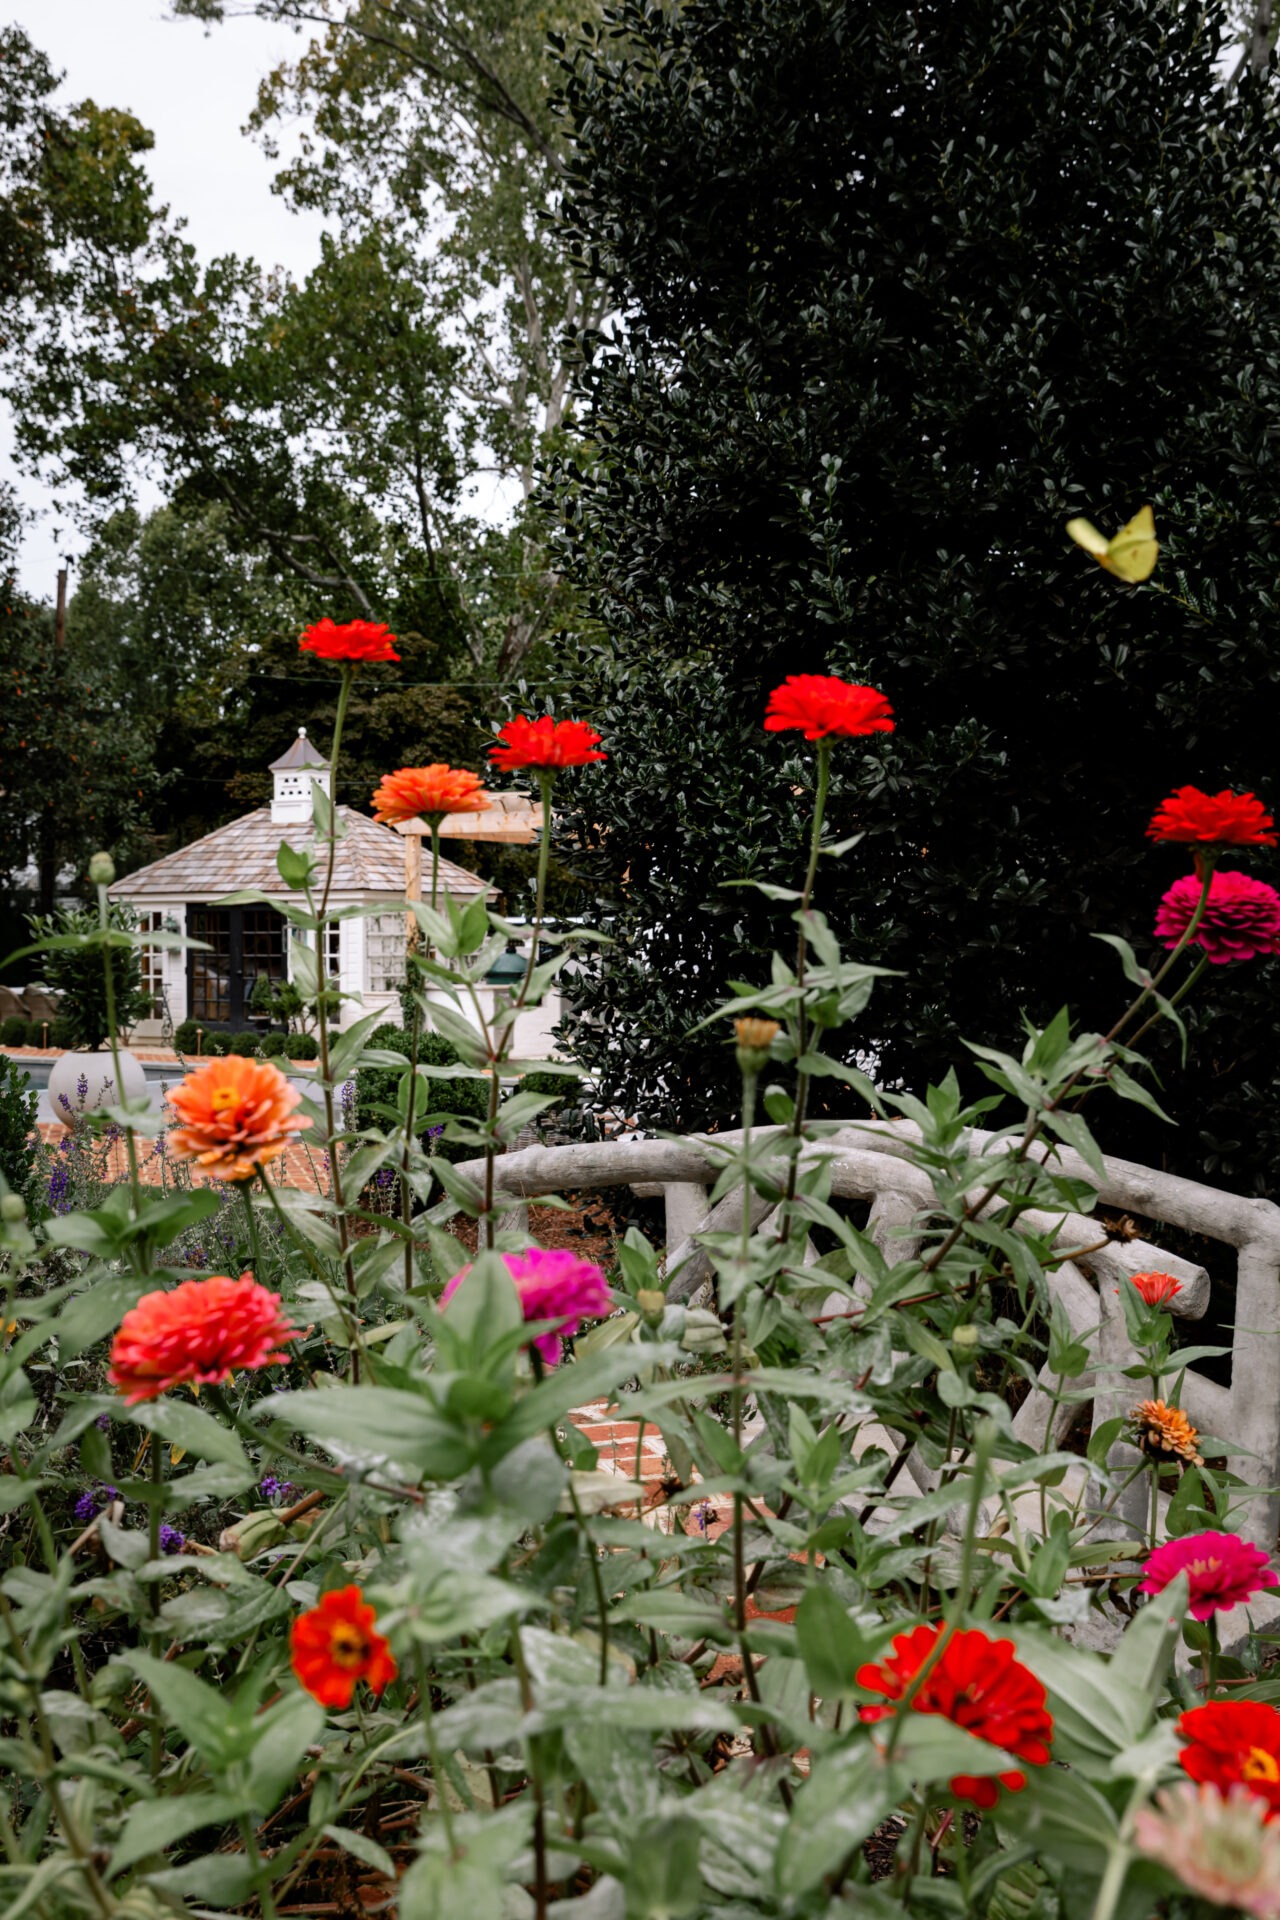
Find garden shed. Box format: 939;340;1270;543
108;729;492;1037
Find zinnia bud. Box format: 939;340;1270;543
88;851;115;886
734;1016;780;1072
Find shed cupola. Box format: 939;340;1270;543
269;728;330;825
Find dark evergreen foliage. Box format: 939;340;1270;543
551;0;1280;1187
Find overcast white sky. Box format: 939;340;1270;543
3;0;328;594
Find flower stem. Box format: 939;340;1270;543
240;1181;262;1273
148;1430;163;1779
313;666;360;1379
240;1813;278;1920
98;878;144;1223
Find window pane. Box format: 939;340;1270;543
367;913;406;994
189;909;231;1022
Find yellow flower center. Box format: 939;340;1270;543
1187;1557;1221;1579
1242;1746;1280;1784
329;1624;369;1670
210;1088;240;1115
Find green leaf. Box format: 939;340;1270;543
1107;1065;1173;1124
111;1791;247;1878
246;1691;325;1813
122;1396;249;1470
775;1744;902;1897
263;1386;475;1479
277;840;316;889
125;1652;245;1771
144;1854;259;1907
322;1825;397;1883
795;1585;877;1697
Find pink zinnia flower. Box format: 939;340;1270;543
1135;1783;1280;1916
440;1248;611;1364
1129;1270;1182;1308
1155;870;1280;965
1138;1530;1279;1622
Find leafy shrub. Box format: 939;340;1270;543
552;0;1280;1195
355;1023;486;1162
1;1015;27;1046
228;1031;261;1056
24;903;151;1050
0;1052;36;1195
202;1032;231;1057
259;1031;287;1058
24;1018;51;1047
49;1016;74;1050
288;1033;318;1060
173;1019;199;1055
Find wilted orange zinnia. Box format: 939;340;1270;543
1131;1398;1204;1466
167;1055;311;1182
371;765;491;826
109;1272;295;1403
291;1585;398;1708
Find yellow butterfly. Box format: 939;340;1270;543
1065;504;1159;583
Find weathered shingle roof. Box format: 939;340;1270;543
109;807;491;902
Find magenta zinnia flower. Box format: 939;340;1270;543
1138;1530;1279;1622
1155;870;1280;964
440;1248;611;1364
1136;1784;1280;1916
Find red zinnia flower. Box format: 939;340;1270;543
1141;1531;1279;1623
857;1623;1053;1808
299;618;400;665
108;1272;295;1404
764;674;895;742
1129;1270;1183;1308
1179;1701;1280;1819
488;716;607;771
1155;871;1280;965
1147;787;1277;847
371;765;491;827
290;1585;397;1709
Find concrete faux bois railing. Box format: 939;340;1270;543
459;1122;1280;1560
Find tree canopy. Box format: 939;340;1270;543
551;0;1280;1191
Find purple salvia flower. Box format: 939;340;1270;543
158;1524;185;1554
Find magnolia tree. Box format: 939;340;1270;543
6;540;1280;1919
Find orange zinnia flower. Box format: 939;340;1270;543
370;764;491;826
167;1055;311;1182
291;1585;398;1708
489;716;607;771
109;1272;295;1403
857;1623;1053;1808
1146;786;1277;847
299;618;400;664
1130;1398;1203;1466
764;674;895;742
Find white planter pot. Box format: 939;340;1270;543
47;1050;147;1122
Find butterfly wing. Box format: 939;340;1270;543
1065;516;1110;559
1103;505;1158;582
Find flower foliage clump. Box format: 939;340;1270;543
3;609;1280;1920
